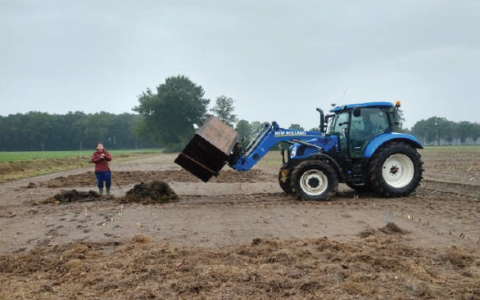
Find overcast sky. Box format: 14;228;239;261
1;0;479;129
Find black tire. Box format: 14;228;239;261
346;182;372;193
368;141;423;197
291;160;338;201
278;167;294;194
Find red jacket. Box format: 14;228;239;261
91;149;112;172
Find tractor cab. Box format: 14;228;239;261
327;102;401;159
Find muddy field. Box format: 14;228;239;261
1;151;479;299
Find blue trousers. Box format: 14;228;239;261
95;171;111;189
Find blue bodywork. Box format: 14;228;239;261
364;133;423;158
288;135;339;160
230;122;327;171
229;101;422;175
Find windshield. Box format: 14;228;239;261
328;111;349;135
325;114;335;133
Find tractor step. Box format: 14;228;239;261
174;116;240;182
350;163;366;184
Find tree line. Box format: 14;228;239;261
0;111;154;151
1;75;479;151
409;117;480;146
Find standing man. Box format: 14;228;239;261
91;143;112;195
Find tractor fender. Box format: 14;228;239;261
307;153;346;182
364;133;423;158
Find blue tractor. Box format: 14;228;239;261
175;101;424;201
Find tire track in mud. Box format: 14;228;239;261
171;179;480;208
173;192;376;208
419;180;480;202
176;193;301;207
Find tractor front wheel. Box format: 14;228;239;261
369;142;423;197
291;160;338;201
278;167;294;194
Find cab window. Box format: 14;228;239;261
349;108;389;155
329;111;349;135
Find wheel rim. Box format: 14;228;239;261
299;169;328;196
381;154;414;188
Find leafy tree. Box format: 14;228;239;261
429;117;448;146
440;120;456;145
235;119;251;140
472;123;480;144
23;112;52;151
235;119;251;148
411;119;428;145
0;113;27;151
133;75;210;151
289;124;304;131
457;121;474;144
134;117;158;148
411;117;443;145
250;121;268;137
82;112;114;147
61;111;86;150
112;113;143;149
210;95;238;126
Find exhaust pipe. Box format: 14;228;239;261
316;108;325;132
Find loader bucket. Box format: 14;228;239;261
174;116;240;182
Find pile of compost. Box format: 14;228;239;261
358;222;407;238
36;189;102;205
121;181;178;204
379;222;407;235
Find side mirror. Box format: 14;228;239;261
353;106;361;117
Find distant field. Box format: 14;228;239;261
0;149;162;162
0;149;164;182
420;145;480;153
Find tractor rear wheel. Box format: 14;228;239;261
368;142;423;197
291;160;338;201
278;167;294;194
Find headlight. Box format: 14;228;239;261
290;147;297;159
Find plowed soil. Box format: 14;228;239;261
1;151;479;300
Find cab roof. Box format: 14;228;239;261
330;102;394;113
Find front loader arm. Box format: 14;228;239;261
175;116;324;182
229;122;324;171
